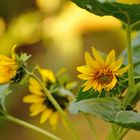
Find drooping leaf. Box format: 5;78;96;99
72;0;140;25
0;84;11;111
69;97;122;122
115;111;140;130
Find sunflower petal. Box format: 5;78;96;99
92;81;98;90
106;76;117;91
49;112;59;128
85;52;100;69
0;55;15;65
96;84;102;92
29;85;43;95
29;102;44;112
77;66;93;75
23;95;43;103
40;109;52;124
115;65;130;76
83;80;94;91
11;45;17;60
39;68;56;83
92;47;104;65
110;76;117;89
77;74;93;80
30;104;46;116
29;78;42;90
105;49;115;65
110;57;123;71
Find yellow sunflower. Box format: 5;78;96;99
77;47;129;92
0;46;18;84
23;69;71;128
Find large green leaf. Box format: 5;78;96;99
0;84;11;112
72;0;140;25
115;111;140;130
69;96;140;130
69;97;122;122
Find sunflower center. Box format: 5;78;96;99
98;74;112;85
44;94;69;112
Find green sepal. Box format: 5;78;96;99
11;53;31;84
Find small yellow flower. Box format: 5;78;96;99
0;54;18;84
77;47;129;92
23;69;71;129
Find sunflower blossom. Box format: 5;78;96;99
0;48;18;84
0;45;30;84
23;68;74;129
77;47;129;92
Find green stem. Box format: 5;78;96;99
123;23;136;108
121;76;140;83
83;113;98;140
107;125;128;140
27;71;79;140
111;124;117;139
4;114;61;140
117;128;130;140
126;24;135;89
107;126;114;140
107;124;120;140
117;127;124;136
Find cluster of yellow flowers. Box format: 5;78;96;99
0;46;129;129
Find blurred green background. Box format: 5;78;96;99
0;0;140;140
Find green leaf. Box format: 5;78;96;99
76;88;99;102
132;22;140;31
69;97;122;122
115;111;140;130
72;0;140;25
0;84;11;111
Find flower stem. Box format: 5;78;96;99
107;125;128;140
27;71;79;140
121;76;140;83
4;114;61;140
83;113;98;140
126;24;135;89
117;128;129;140
123;23;136;108
107;125;114;140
